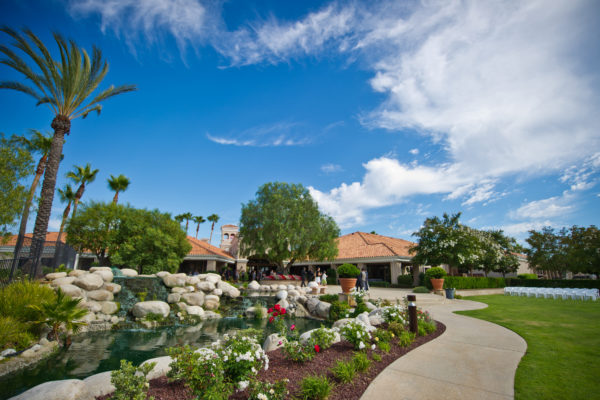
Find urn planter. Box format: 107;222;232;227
430;278;444;291
339;278;357;294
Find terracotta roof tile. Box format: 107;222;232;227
186;236;235;259
3;232;66;245
335;232;416;260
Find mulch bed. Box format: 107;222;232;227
99;321;446;400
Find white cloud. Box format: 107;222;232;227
48;218;62;231
510;193;574;220
206;122;311;147
500;220;555;236
321;164;343;174
560;152;600;191
409;148;419;155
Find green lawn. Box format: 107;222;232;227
456;295;600;400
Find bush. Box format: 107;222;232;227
318;294;338;303
326;268;337;284
328;300;350;321
372;352;382;362
0;316;35;351
254;305;266;320
299;375;333;400
341;320;371;350
309;326;337;350
372;328;393;343
369;281;391;288
518;273;538;279
443;276;506;289
387;321;405;337
382;305;406;324
352;351;371;372
331;360;356;383
282;341;315;363
398;331;415;347
220;333;268;383
418;321;436;336
425;267;446;279
377;341;391;353
0;280;56;325
337;263;360;278
397;274;414;288
412;286;430;293
248;379;289;400
111;359;156;400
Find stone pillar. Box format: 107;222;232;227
390;261;402;286
237;260;248;273
412;265;423;286
207;260;217;272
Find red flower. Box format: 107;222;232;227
273;311;278;317
314;344;320;353
274;304;281;311
290;324;296;331
268;308;273;313
280;308;286;315
269;316;274;323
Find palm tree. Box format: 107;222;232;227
0;28;136;271
107;174;130;204
66;163;99;218
207;214;220;244
10;129;54;262
56;184;75;243
193;215;205;239
181;212;193;235
174;214;185;228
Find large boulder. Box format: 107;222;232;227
197;281;216;292
50;276;75;287
316;301;331;319
83;371;114;398
294;303;310;318
211;288;223;296
73;274;104;291
299;328;341;345
141;355;173;380
86;290;114;302
203;295;220;310
288;289;300;299
89;266;111;273
205;273;221;284
186;276;200;286
181;292;205;307
121;268;139;277
92;270;113;283
103;283;121;294
45;272;67;280
217;281;240;298
306;297;320;314
171;287;187;294
155;271;170;278
247;280;260;291
276;290;288;300
277;299;290;309
332;318;354;329
68;270;87;277
365;301;377;311
59;284;84;299
100;301;118;315
163;273;187;288
132;301;170;318
262;333;286;352
82;300;102;313
167;293;181;304
356;312;376;332
10;379;93;400
186;306;205;317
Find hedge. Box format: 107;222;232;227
507;279;600;289
369;281;391;288
396;274;414;288
443;276;506;289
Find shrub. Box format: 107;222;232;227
238;328;263;342
418;321;437;336
412;286;430;293
425;267;447;279
111;359;156;400
328;300;350;321
144;312;165;322
248;379;289;400
0;316;35;351
352;351;371;372
254;305;266;320
377;341;391;353
397;274;414;287
341;320;371;350
443;276;506;289
331;360;356;383
518;273;538;279
382;305;406;324
387;321;405;337
309;326;337;350
372;352;382;362
326;268;337;283
337;263;360;278
372;328;393;343
319;294;338;303
282;340;315;363
0;281;56;325
398;331;415;347
220;333;268;383
299;375;333;400
369;281;391;288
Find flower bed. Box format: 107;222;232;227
262;274;302;281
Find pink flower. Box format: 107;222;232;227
278;341;282;345
290;324;296;331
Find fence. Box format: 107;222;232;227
0;236;77;286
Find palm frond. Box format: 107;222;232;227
0;81;43;101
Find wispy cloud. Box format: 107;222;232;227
206;122;311;147
510;193;575;220
321;163;343;174
409;148;419;155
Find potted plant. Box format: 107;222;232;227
425;267;447;291
337;263;360;294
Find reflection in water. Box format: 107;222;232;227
0;317;328;400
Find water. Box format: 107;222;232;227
0;317;328;399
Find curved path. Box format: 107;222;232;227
360;298;527;400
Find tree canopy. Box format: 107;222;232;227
66;202;191;274
239;182;340;272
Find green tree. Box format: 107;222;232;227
0;134;33;240
181;212;193;236
193;215;205;239
207;213;220;244
107;174;130;204
525;227;568;278
239;182;340;272
564;225;600;274
56;184;76;243
66;163;99;218
0;27;136;263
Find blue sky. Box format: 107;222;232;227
1;0;599;244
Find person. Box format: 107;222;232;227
315;268;321;285
301;267;307;287
250;269;257;282
308;268;315;283
234;268;239;283
356;268;363;290
361;268;369;291
322;270;328;286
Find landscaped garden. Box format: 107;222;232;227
456;295;600;400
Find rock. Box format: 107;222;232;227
296;295;307;305
294;303;310;318
277;299;289;309
186;306;205;317
92;270;113;283
176;302;188;312
356;312;376;332
247;280;260;291
82;300;102;313
142;355;173;380
167;293;181;303
78;313;96;324
119;268;138;277
203;295;220;310
259;285;271;291
89;266;111;273
132;301;170;318
276;290;288;300
365;301;377;311
83;371;114;398
211;288;223;296
205;273;221;284
308;281;318;288
181;292;205;307
171;287;187;294
39;338;50;346
288;289;300;299
369;315;384;326
316;301;331;319
46;272;67;280
287;284;296;291
332;318;354;329
262;333;286;352
197;281;216;292
59;284;84;299
110;316;120;324
73;274;104;291
277;284;287;291
299;328;341;345
197;274;208;280
203;311;221;319
244;306;257;318
184;285;195;292
100;301;118;315
1;348;16;357
155;271;170;278
163;273;188;287
9;379;93;400
186;276;200;286
217;281;240;298
49;276;75;287
68;270;86;277
306;297;320;314
21;348;37;358
103;283;121;294
86;290;114;301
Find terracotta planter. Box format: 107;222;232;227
339;278;357;294
431;278;444;291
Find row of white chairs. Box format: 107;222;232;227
504;286;599;301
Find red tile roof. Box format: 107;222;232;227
335;232;416;260
3;232;66;245
186;236;235;259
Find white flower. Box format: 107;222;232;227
257;394;268;400
371;344;376;350
269;389;275;394
359;341;365;349
238;380;249;391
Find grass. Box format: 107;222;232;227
456;295;600;400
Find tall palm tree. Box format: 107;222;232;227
207;213;220;244
56;184;75;243
66;163;99;218
193;215;205;239
0;27;136;270
174;214;185;228
10;129;54;261
181;212;193;235
107;174;130;204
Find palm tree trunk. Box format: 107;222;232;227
209;222;215;244
71;183;86;218
196;224;200;239
56;202;72;244
112;191;119;204
185;220;189;235
31;116;70;277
